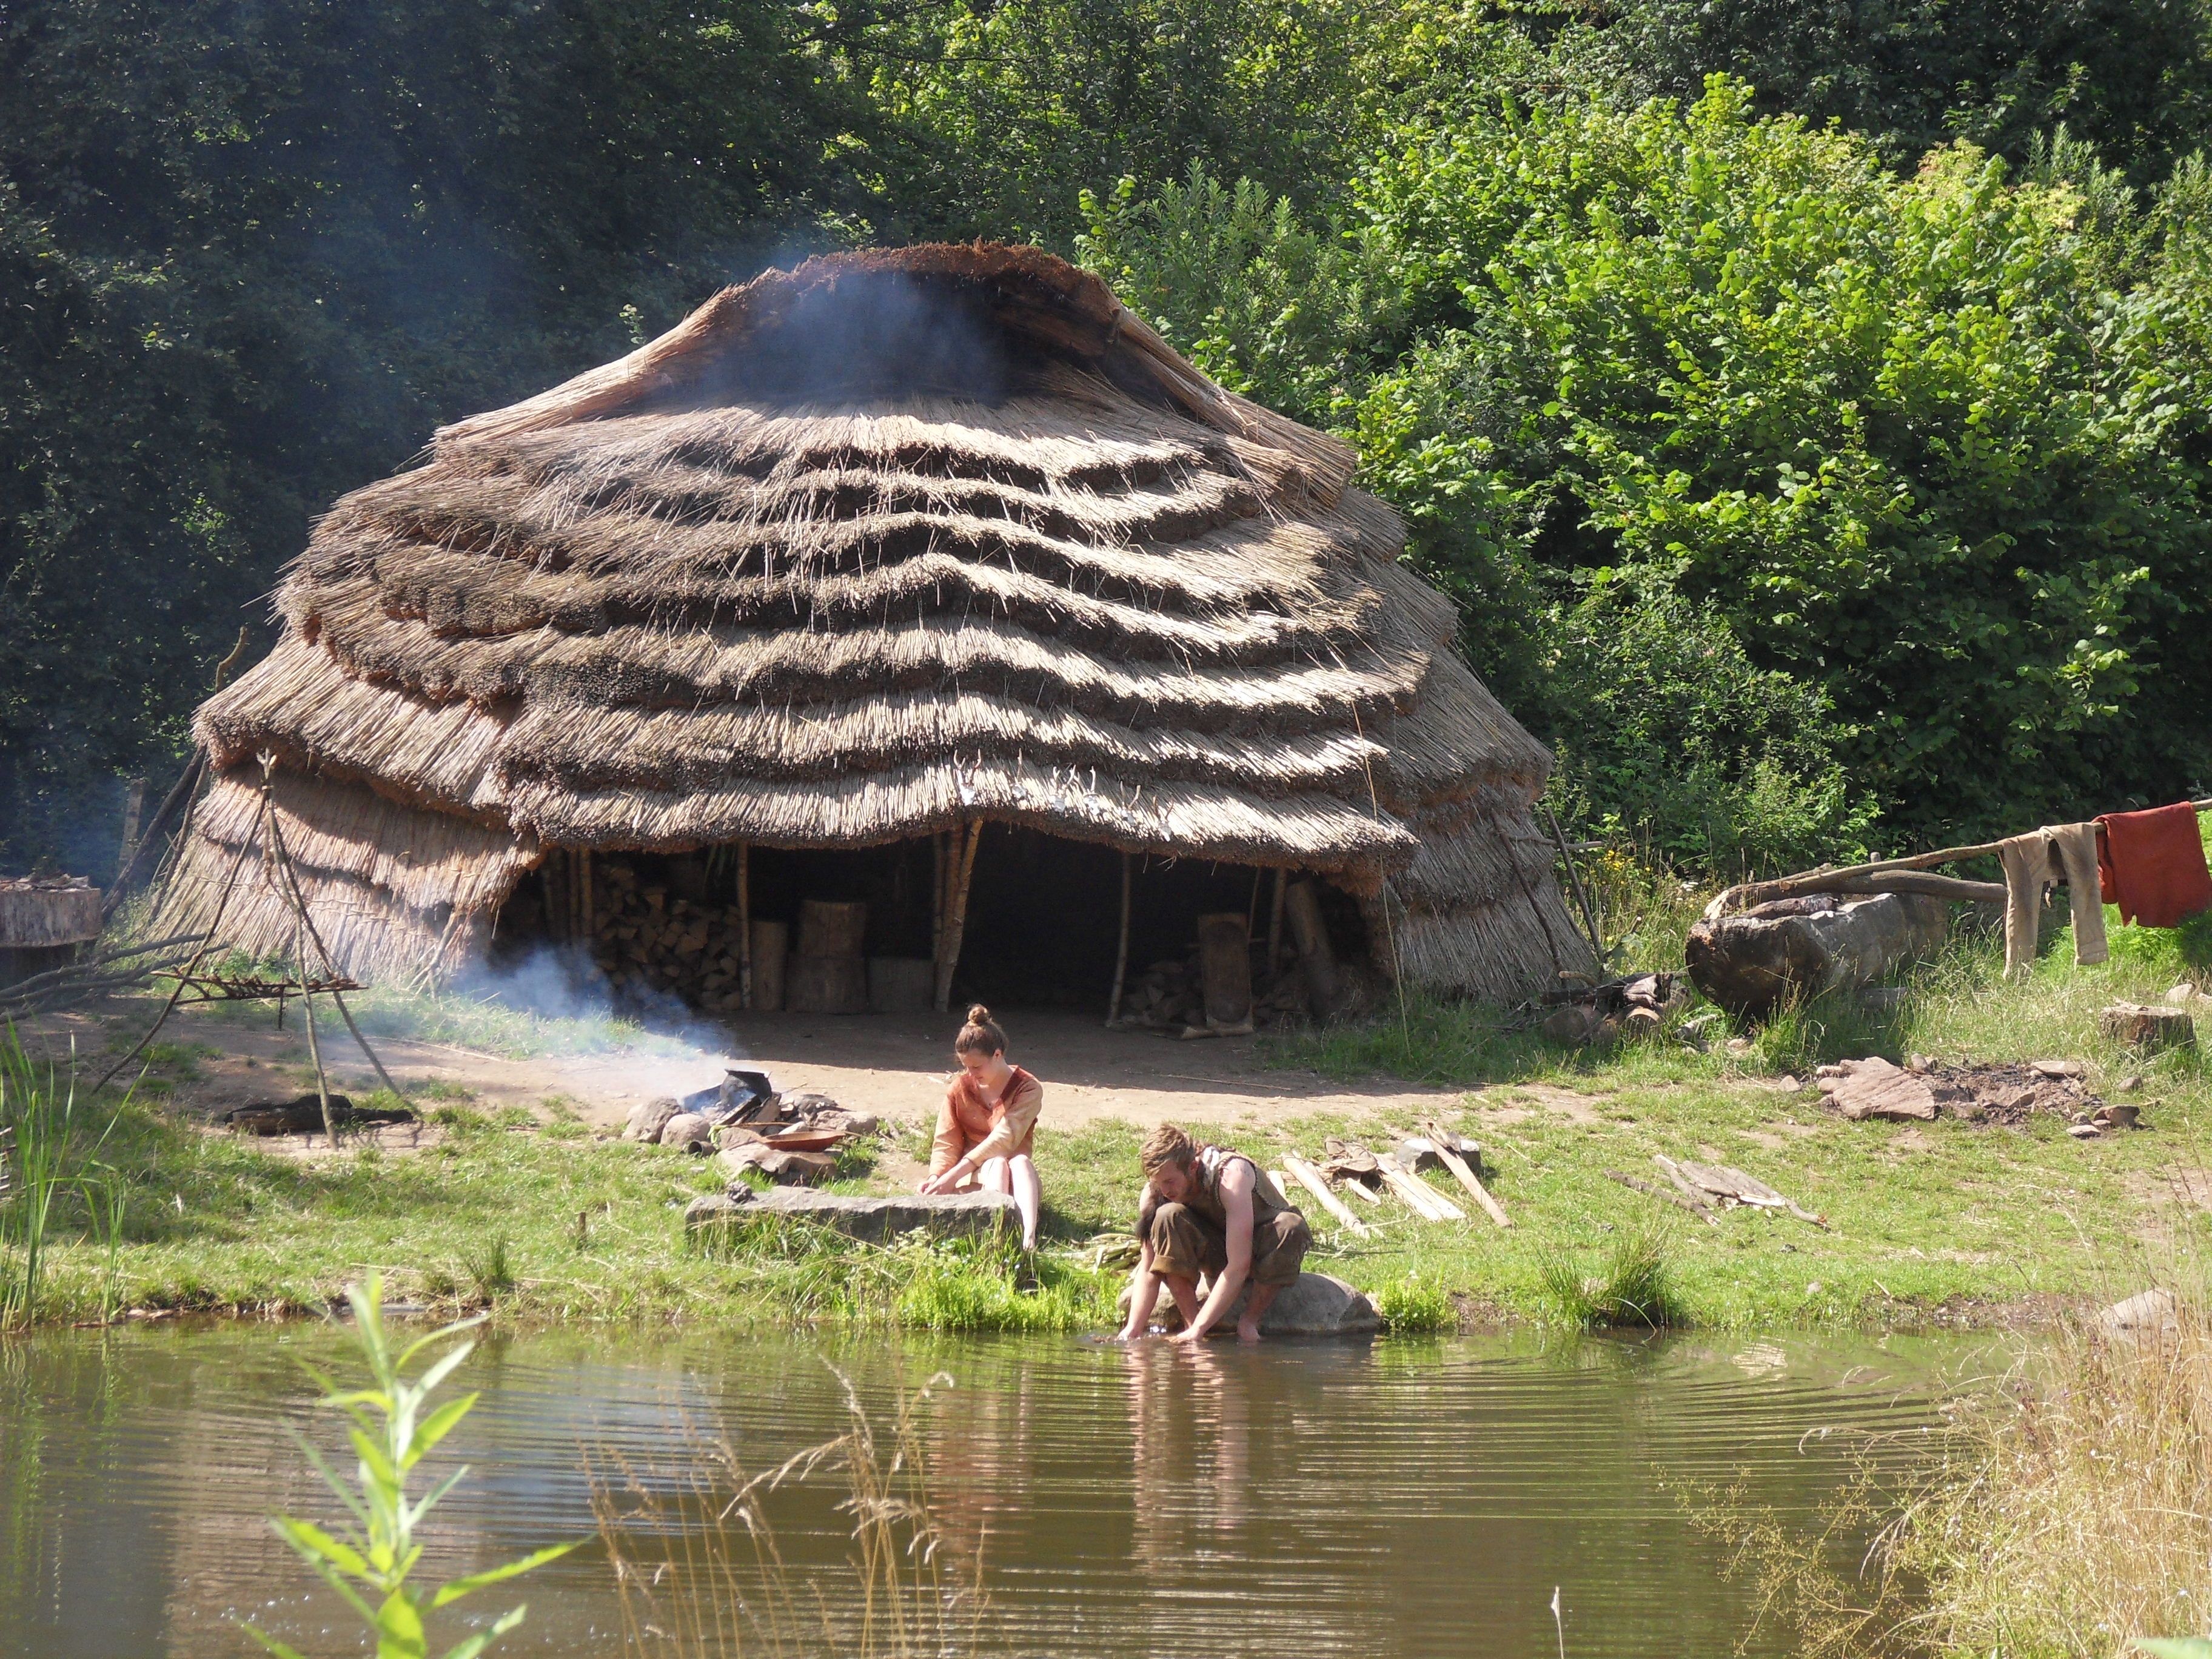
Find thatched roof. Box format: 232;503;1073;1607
167;244;1584;996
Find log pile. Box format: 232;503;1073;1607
588;863;749;1011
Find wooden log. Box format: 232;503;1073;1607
118;777;147;872
1282;879;1339;1015
934;822;982;1012
1282;1155;1375;1238
1338;1176;1382;1205
1686;892;1949;1019
797;900;868;960
749;920;788;1010
788;954;868;1014
1107;851;1131;1025
1196;911;1254;1025
1605;1169;1721;1226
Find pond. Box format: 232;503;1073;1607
1;1324;1980;1657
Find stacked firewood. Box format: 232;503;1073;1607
588;864;746;1010
1115;950;1305;1033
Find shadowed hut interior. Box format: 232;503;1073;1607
163;243;1589;1017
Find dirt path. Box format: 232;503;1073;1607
24;1000;1467;1134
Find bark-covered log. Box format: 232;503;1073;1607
1685;893;1947;1018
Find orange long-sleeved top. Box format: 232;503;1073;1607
929;1065;1044;1176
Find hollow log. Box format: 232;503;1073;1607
1196;911;1254;1025
1282;879;1339;1016
1685;892;1948;1018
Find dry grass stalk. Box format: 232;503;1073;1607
589;1367;987;1659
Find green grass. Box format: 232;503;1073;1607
8;908;2209;1335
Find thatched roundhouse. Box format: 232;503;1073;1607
168;244;1587;1011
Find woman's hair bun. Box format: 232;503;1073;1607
954;1004;1008;1056
967;1004;991;1024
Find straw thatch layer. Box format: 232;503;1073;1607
172;243;1586;996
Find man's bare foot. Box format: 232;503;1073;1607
1236;1317;1262;1343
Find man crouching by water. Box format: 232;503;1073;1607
1116;1124;1311;1344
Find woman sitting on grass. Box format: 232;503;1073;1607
918;1005;1044;1250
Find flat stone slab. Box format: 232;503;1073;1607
686;1187;1021;1242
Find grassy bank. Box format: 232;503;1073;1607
2;903;2207;1335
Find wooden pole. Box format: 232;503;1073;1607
737;842;752;1010
117;777;147;873
1107;851;1132;1026
297;913;339;1148
1265;868;1285;980
934;822;982;1012
931;831;947;965
1430;1140;1511;1229
578;849;594;946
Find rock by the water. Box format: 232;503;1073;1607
1129;1272;1381;1337
659;1111;713;1151
625;1098;681;1142
1687;893;1946;1019
2100;1287;2179;1333
692;1185;1021;1242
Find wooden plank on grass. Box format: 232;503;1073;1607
1283;1155;1375;1238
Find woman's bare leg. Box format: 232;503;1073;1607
1007;1153;1042;1250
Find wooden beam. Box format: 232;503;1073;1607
1282;1155;1374;1238
1266;867;1285;980
737;842;752;1010
1376;1158;1460;1222
1107;850;1131;1026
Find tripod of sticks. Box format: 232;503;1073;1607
94;754;413;1146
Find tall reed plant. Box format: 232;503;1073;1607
0;1027;119;1328
589;1367;989;1657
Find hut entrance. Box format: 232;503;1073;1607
492;828;1370;1023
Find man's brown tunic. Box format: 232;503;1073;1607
1138;1144;1311;1287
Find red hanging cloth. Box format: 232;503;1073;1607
2096;803;2212;928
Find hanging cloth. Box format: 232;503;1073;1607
1998;833;2048;981
2044;822;2108;965
1999;825;2111;979
2096;803;2212;928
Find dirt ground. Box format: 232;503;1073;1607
22;998;1469;1136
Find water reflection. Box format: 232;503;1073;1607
0;1326;1980;1658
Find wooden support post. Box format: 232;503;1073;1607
737;842;752;1010
1107;850;1132;1026
1266;868;1285;979
934;822;982;1013
118;777;147;873
931;832;947;964
297;915;338;1148
1283;1155;1374;1238
578;849;594;947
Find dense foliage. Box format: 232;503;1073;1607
7;0;2212;877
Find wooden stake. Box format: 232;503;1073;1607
1430;1139;1511;1229
1282;1155;1375;1238
1107;850;1131;1026
1266;867;1285;977
737;842;752;1010
118;777;147;872
1339;1176;1382;1205
297;913;338;1148
934;821;982;1012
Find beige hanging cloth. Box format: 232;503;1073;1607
2043;822;2108;965
1999;823;2109;979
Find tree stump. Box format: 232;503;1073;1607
2098;1002;2197;1052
